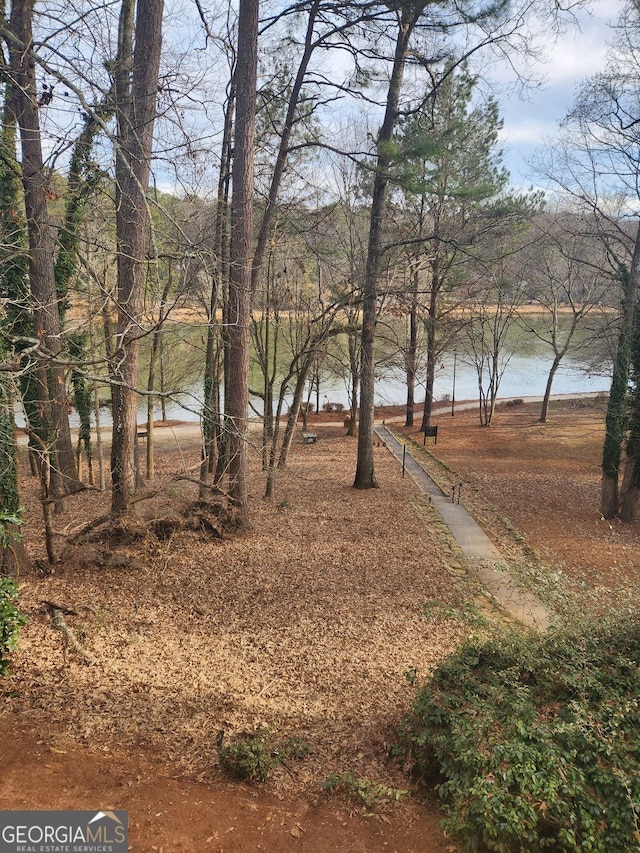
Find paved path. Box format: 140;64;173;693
375;425;553;631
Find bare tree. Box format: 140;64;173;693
522;212;616;423
200;66;235;498
355;3;423;489
6;0;82;513
462;266;527;426
110;0;164;512
541;2;640;518
226;0;258;527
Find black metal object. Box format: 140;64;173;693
451;351;457;417
420;424;438;445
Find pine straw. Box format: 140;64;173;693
5;426;470;795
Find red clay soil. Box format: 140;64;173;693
0;717;449;852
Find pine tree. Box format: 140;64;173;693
395;70;509;428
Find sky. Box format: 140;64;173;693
497;0;625;187
35;0;625;198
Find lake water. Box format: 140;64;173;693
370;352;609;409
142;350;609;424
31;329;608;430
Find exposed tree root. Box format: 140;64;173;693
67;491;159;544
43;601;97;665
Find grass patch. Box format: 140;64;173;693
323;771;408;808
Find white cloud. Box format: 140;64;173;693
540;2;622;83
496;1;626;182
500;118;555;145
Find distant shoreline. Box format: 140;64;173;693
15;391;608;448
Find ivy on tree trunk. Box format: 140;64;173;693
600;242;639;519
7;0;82;507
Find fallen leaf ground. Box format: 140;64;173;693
397;397;640;602
1;397;637;852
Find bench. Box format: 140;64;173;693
302;432;317;444
420;425;438;445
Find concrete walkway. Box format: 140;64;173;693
375;425;553;631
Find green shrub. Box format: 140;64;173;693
399;616;640;851
280;736;310;760
0;508;23;548
218;729;310;782
218;729;276;782
323;771;407;808
0;578;26;676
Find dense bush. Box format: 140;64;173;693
0;578;26;676
399;617;640;851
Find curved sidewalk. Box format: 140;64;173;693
376;425;552;631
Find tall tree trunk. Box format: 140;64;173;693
93;381;106;490
346;321;359;436
277;356;313;470
55;103;114;488
146;272;172;481
110;0;163;512
620;302;640;521
0;87;29;572
539;358;561;424
8;0;81;504
0;336;30;575
600;235;640;519
226;0;258;527
0;79;40;481
261;305;275;471
355;7;421;489
250;0;321;294
201;76;234;496
264;388;287;498
405;266;418;427
620;454;640;522
421;251;440;430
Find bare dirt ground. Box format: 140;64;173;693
2;397;637;852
